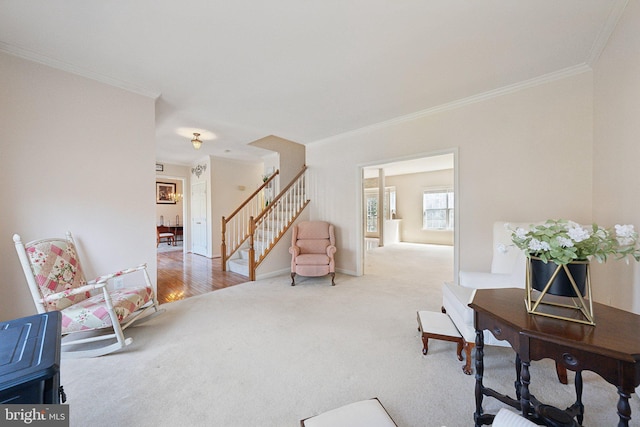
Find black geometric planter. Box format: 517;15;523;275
530;258;588;297
525;256;595;326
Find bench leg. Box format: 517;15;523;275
456;340;464;361
462;340;474;375
421;334;429;355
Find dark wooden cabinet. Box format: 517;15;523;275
0;311;62;404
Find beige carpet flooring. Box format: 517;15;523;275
60;243;639;426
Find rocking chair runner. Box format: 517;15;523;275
13;232;164;358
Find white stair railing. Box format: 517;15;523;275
221;170;280;270
248;166;309;280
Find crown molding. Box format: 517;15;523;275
0;41;161;99
587;0;629;66
312;63;592;145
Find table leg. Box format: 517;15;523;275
515;354;522;402
474;329;485;427
520;360;531;418
617;387;631;427
574;371;584;425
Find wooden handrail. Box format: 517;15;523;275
222;165;309;280
225;169;279;222
254;165;307;224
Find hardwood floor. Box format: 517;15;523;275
157;250;248;304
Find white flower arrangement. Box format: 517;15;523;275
508;219;640;265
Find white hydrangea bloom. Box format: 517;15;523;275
615;224;636;246
528;238;551;252
567;224;590;243
556;236;574;248
514;227;527;239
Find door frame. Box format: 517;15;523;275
356;148;459;283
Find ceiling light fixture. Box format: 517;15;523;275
191;132;203;150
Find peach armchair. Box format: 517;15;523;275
290;221;336;286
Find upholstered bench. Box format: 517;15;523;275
300;398;396;427
416;310;464;362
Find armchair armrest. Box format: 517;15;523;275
88;263;148;285
326;245;336;256
289;246;300;256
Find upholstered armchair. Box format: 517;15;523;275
290;221;336;286
13;231;164;357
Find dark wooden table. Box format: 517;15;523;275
470;288;640;427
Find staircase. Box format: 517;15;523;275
222;166;309;280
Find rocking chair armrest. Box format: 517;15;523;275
89;263;148;285
41;282;106;303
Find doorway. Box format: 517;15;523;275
191;181;208;256
359;150;458;278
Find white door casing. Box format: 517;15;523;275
191;181;208;256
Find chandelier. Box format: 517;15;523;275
191;132;203;150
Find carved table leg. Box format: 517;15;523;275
515;354;522;402
617;387;631;427
575;371;584;425
520;360;531;419
474;329;485;427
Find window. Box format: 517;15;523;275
364;187;396;234
365;193;378;233
423;190;454;230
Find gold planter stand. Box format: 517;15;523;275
525;257;595;326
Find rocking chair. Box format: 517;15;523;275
13;232;164;358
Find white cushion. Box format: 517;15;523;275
459;271;519;289
417;311;460;337
492;408;537;427
442;282;511;347
302;399;396;427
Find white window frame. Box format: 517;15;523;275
422;188;454;230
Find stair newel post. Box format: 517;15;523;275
249;216;256;281
221;216;227;271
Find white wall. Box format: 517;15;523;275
386;169;455;245
307;71;593;276
592;0;640;311
210;157;263;257
0;52;156;321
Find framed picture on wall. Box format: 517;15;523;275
156;182;176;204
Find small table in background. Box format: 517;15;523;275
169;225;183;243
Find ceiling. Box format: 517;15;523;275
0;1;625;165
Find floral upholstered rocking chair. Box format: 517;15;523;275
13;231;164;358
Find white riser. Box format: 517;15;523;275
228;258;249;276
